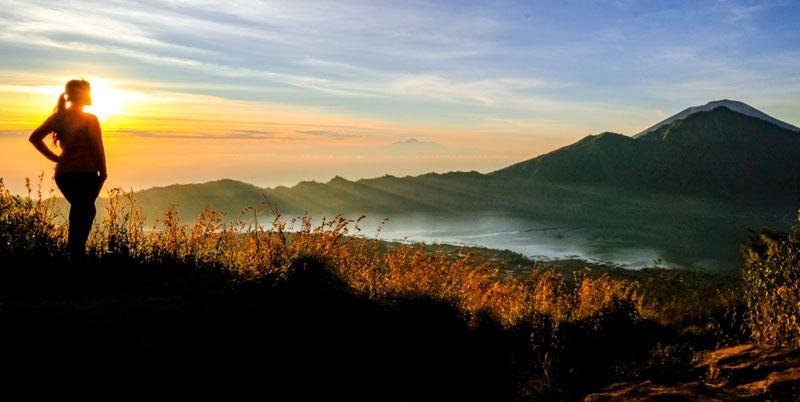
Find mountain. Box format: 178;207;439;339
493;106;800;204
634;99;800;137
128;101;800;270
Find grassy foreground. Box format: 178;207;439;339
1;177;798;400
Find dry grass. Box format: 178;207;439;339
89;186;654;328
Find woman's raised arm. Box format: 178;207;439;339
28;115;60;163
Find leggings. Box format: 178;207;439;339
55;172;102;260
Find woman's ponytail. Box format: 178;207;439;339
51;93;67;146
54;92;67;114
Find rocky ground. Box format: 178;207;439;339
584;344;800;401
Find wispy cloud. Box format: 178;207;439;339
107;128;292;140
0;0;568;112
712;0;777;23
106;127;355;141
1;0;799;139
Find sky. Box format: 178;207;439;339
1;0;799;194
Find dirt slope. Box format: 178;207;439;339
584;344;800;401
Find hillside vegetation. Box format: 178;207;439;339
3;176;800;399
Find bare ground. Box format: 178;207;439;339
584;344;800;401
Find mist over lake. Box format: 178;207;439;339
283;212;700;270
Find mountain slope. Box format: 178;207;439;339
492;107;800;204
133;179;266;220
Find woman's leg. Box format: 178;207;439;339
56;173;101;261
67;188;96;259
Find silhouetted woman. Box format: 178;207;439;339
29;79;107;263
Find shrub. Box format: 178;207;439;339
0;176;65;258
741;211;800;347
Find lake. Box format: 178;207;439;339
341;213;677;269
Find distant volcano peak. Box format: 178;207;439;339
633;100;800;138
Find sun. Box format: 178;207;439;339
84;79;131;121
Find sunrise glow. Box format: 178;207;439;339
84;79;130;121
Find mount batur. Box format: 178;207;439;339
130;100;800;270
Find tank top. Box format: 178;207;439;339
54;112;99;177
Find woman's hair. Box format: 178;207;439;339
52;78;91;146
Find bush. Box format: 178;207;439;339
0;176;65;258
741;211;800;347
